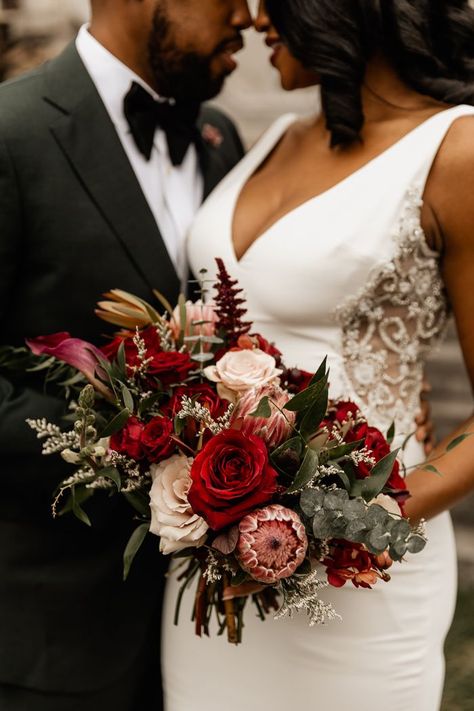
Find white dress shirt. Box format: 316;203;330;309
76;25;203;288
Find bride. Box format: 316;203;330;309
162;1;474;709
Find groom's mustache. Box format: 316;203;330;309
213;34;245;57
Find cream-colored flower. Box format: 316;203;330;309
204;349;282;401
149;454;208;554
371;493;402;518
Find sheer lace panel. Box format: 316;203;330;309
336;186;449;434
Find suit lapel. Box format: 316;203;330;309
43;43;180;299
197;130;233;200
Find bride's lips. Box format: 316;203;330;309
218;37;245;72
266;36;284;67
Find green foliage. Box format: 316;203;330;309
100;408;131;438
287;448;320;494
123;523;150;581
250;396;272;419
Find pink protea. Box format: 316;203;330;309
236;504;308;584
169;300;218;342
232;384;296;448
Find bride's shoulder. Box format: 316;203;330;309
426;109;474;244
432;110;474;180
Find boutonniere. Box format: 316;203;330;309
201;123;224;148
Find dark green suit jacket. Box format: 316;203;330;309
0;42;244;695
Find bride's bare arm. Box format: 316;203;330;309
404;116;474;522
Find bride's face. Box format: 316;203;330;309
254;1;319;90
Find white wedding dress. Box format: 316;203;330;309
162;105;474;711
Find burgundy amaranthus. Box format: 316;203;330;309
214;258;251;345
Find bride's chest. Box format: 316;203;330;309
189;180;405;324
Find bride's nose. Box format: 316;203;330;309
254;0;271;32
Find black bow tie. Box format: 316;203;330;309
123;82;201;166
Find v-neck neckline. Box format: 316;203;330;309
229;106;458;264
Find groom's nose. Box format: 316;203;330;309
231;0;253;30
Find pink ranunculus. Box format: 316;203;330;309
26;332;112;399
169;300;218;342
236;504;308;584
232;384;296;449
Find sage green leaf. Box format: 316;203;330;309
250;396;272;419
447;433;473;452
422;464;442;476
123;523;149;581
407;534;427;554
71;488;92;527
120;383;134;413
100;408;131;438
191;352;215;363
100;466;122;492
287;448;319;494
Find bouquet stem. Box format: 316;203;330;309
223;575;238;645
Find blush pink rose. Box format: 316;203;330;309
204;349;282;402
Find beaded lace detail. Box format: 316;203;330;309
336;185;449;435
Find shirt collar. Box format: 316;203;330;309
75;24;162;137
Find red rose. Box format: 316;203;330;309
102;327;193;386
188;430;278;531
345;424;391;479
324;541;382;589
110;416;145;461
282;368;314;394
141;416;175;463
148;351;194;386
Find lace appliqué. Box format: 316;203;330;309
336;186;449;435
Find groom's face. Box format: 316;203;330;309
147;0;252;101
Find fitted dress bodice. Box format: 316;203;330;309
188;107;474;445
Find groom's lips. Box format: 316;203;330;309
217;36;245;72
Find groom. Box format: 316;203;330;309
0;0;251;709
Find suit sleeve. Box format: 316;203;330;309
0;136;66;462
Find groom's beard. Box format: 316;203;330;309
148;9;229;102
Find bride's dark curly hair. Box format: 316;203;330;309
265;0;474;147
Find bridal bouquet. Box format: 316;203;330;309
16;260;427;644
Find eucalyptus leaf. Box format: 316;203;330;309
100;408;131;438
120;383;134;413
123;523;149;581
71;488;92;527
191;352;215;363
422;464;442;476
447;433;473;452
299;488;326;517
407;534;427;554
286;447;320;494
